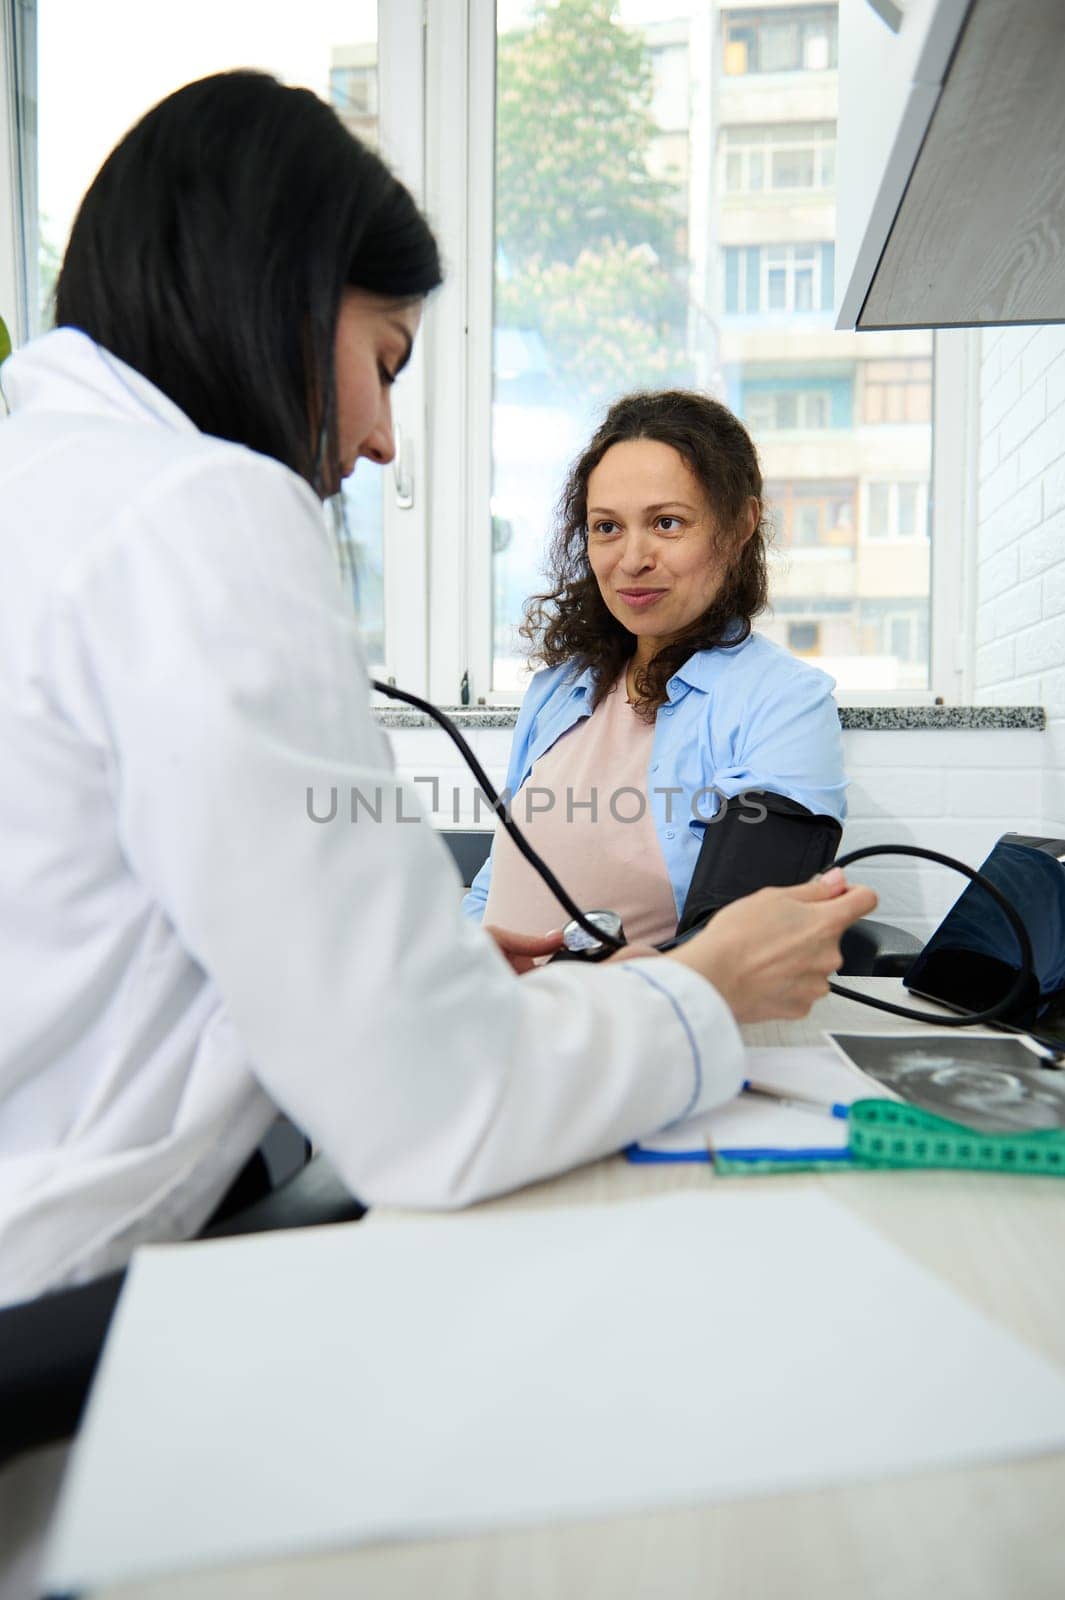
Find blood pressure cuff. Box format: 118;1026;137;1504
675;792;842;939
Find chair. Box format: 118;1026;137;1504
0;1154;362;1468
839;916;921;978
437;828;921;976
439;828;493;889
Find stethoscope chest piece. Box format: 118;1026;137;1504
554;910;627;962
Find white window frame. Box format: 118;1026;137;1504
8;0;430;694
375;0;432;696
0;0;35;346
443;0;973;709
926;327;979;706
726;243;830;317
762;243;820;315
423;0;496;706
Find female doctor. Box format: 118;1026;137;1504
0;71;876;1307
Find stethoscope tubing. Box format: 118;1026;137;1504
827;845;1036;1027
373;679;622;951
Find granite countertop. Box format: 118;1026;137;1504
374;704;1046;732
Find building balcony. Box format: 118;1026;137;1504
855;541;930;599
718;72;837;127
717;197;836;248
717;327;933;365
769;546;856;601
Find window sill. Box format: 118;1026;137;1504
374;705;1046;733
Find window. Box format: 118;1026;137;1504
766;481;856;549
721;123;835;194
723;7;838;76
787;621;821;654
329;48;379;147
859;601;930;680
863;359;933;424
745;387;834;431
865;482;930;542
487;2;935;699
30;1;436;687
724;244;835;315
33;2;384;332
22;2;951;705
327;45;382;656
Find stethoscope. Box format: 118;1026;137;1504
373;679;1042;1037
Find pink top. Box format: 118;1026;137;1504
483;675;678;947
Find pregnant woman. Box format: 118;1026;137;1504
463;389;847;945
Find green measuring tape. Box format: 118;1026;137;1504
847;1099;1065;1175
710;1099;1065;1178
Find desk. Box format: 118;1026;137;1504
94;981;1065;1600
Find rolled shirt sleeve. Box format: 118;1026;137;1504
710;659;847;822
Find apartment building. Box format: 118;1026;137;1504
644;0;934;690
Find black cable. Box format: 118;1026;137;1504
372;680;626;952
828;845;1036;1026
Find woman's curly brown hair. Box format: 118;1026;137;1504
521;389;770;721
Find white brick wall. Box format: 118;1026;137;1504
978;325;1065;833
385;723;1044;941
839;729;1042;937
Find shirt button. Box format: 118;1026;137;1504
665;830;675;840
662;707;674;716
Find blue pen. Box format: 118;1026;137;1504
742;1080;850;1121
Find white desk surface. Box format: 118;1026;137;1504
93;980;1065;1600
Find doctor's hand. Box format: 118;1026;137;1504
485;924;565;974
664;869;878;1024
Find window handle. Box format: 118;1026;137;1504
393;421;414;509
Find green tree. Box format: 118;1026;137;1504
497;240;686;400
496;0;691;403
497;0;675;268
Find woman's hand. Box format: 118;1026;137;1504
664;868;878;1023
485;924;565;974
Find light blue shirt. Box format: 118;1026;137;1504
461;631;847;925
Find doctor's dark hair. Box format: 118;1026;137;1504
521;390;770;721
54;70;442;493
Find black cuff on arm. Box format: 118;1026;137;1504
675;792;842;939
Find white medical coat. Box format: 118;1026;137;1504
0;330;743;1304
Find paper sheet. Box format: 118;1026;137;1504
45;1191;1065;1592
634;1046;864;1156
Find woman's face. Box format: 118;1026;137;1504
584;439;755;655
332;288;422;484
